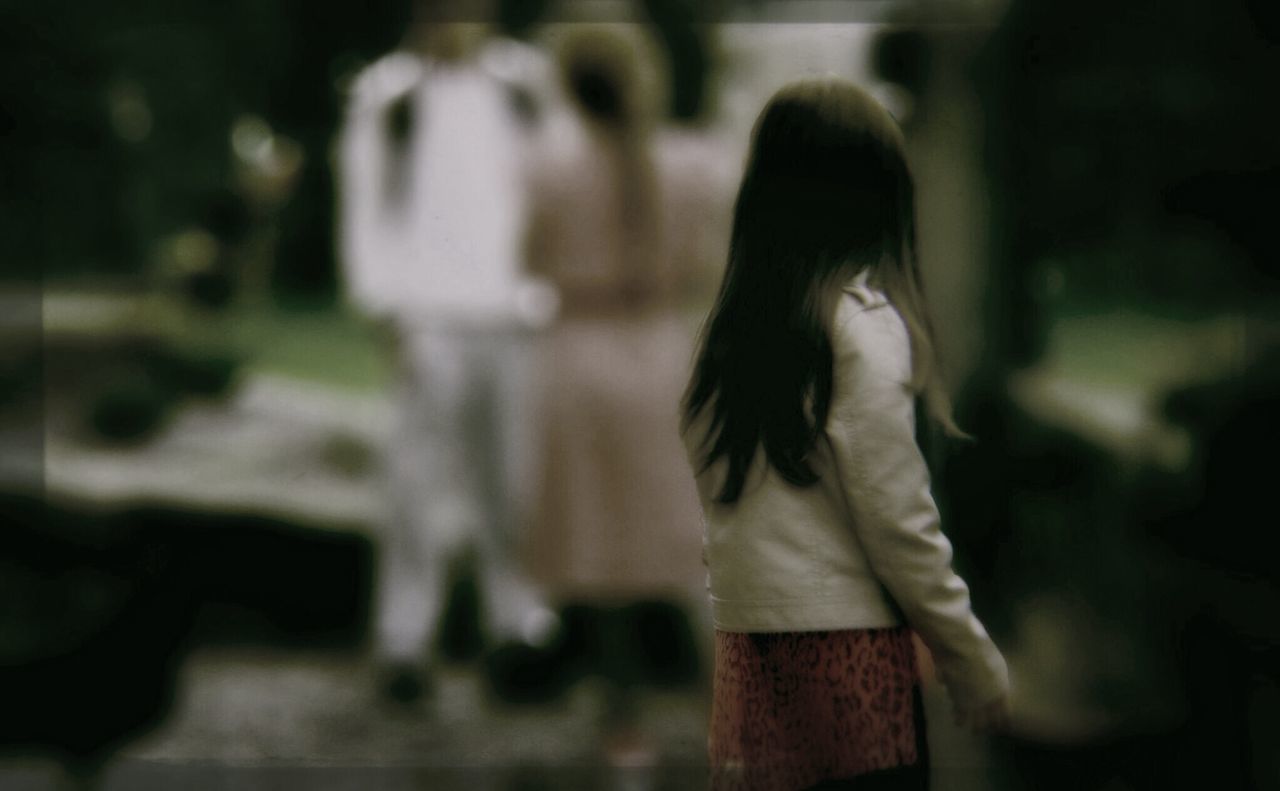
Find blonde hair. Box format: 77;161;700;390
556;26;665;303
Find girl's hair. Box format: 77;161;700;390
557;28;662;300
681;78;961;504
382;93;415;210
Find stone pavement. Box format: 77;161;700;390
0;645;1010;791
3;647;712;791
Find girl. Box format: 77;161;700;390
522;27;709;760
681;79;1010;789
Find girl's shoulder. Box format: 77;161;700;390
835;267;890;320
840;278;889;312
834;272;893;334
345;52;426;110
833;285;911;383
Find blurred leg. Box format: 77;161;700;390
375;328;477;667
472;328;556;645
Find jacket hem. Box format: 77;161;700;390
711;597;904;633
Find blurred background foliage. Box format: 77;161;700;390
975;0;1280;373
1;0;411;296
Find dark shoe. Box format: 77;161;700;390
378;661;431;706
483;639;571;705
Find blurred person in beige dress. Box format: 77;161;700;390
520;26;731;756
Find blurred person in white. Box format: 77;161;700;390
336;0;560;704
521;24;731;761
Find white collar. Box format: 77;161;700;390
841;268;888;309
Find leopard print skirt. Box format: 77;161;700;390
709;627;925;791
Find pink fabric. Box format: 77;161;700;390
521;123;720;602
710;627;922;790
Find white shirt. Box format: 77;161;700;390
336;42;557;328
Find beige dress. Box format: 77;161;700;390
522;118;727;603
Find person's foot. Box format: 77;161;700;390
378;661;432;706
602;725;659;769
483;639;572;705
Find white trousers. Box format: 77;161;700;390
375;323;549;664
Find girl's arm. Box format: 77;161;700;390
827;300;1009;718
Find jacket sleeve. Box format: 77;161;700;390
826;303;1009;714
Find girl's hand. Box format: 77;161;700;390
956;695;1011;733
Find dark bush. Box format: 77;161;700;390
86;375;175;444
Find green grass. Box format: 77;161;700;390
41;285;392;392
1043;310;1237;393
233;308;391;391
170;304;392;392
1040;284;1273;394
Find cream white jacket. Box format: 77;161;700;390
684;277;1009;713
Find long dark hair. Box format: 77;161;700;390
681;79;959;504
